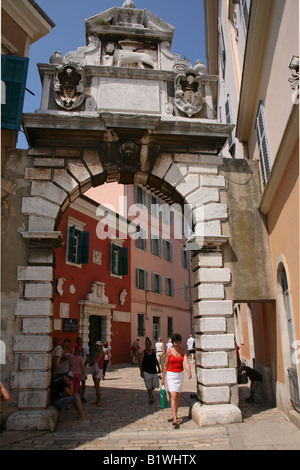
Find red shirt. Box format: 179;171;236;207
168;353;184;373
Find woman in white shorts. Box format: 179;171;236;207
161;333;192;426
92;341;105;405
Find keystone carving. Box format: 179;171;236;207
119;140;140;172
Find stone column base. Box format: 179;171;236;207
191;402;242;427
5;407;58;432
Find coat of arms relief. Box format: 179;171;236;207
174;71;203;118
54;64;86;110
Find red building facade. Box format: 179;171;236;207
52;196;131;364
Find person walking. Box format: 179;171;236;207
74;337;89;402
155;337;165;370
161;333;192;427
139;337;161;404
91;341;105;406
102;341;111;379
240;363;263;402
187;334;195;363
131;337;140;364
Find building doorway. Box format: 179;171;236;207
152;316;161;343
89;315;102;365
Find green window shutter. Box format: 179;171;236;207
111;243;116;274
1;55;29;131
80;231;89;264
67;226;76;262
120;247;128;275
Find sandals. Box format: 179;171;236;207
172;418;182;427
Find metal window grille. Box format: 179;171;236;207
287;368;300;413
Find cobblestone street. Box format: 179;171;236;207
1;362;300;452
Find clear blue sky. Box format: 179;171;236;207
18;0;206;148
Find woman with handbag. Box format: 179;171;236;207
161;333;192;427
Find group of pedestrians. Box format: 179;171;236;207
139;333;193;427
50;337;111;420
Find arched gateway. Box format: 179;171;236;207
6;3;244;430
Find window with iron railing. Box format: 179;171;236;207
287;367;300;414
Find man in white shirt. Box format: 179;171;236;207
155;337;165;370
52;338;71;379
187;334;195;363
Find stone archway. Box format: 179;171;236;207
5;2;244;430
6;138;242;430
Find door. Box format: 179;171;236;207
89;315;102;365
152;316;160;343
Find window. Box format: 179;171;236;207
279;265;300;412
225;94;235;152
167;317;173;337
152;273;162;294
136;267;149;291
255;101;272;186
137;314;145;337
149;194;160;217
163;240;173;262
151;234;162;257
134;184;147;207
111;243;128;276
165;277;174;297
67;226;89;264
218;18;226;79
1;55;29;131
162;204;173;225
240;0;250;36
184;283;189;302
181;249;190;269
136;227;147;251
153;316;161;342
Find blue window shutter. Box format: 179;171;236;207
1;55;29;131
67;226;76;262
120;247;128;275
80;231;89;264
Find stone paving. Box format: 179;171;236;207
1;362;300;451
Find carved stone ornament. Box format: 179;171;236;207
86;281;109;304
174;71;203;118
102;40;156;69
119;140;140;171
54;64;85;110
119;289;127;306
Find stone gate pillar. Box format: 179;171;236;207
191;247;242;425
6;234;62;431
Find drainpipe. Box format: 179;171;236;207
188;254;194;335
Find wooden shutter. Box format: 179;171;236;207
144;270;149;291
225;95;234;148
255;102;272;186
67;226;76;262
1;55;29;131
111;243;117;274
120;247;128;275
80;231;90;264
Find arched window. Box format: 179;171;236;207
277;262;300;413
